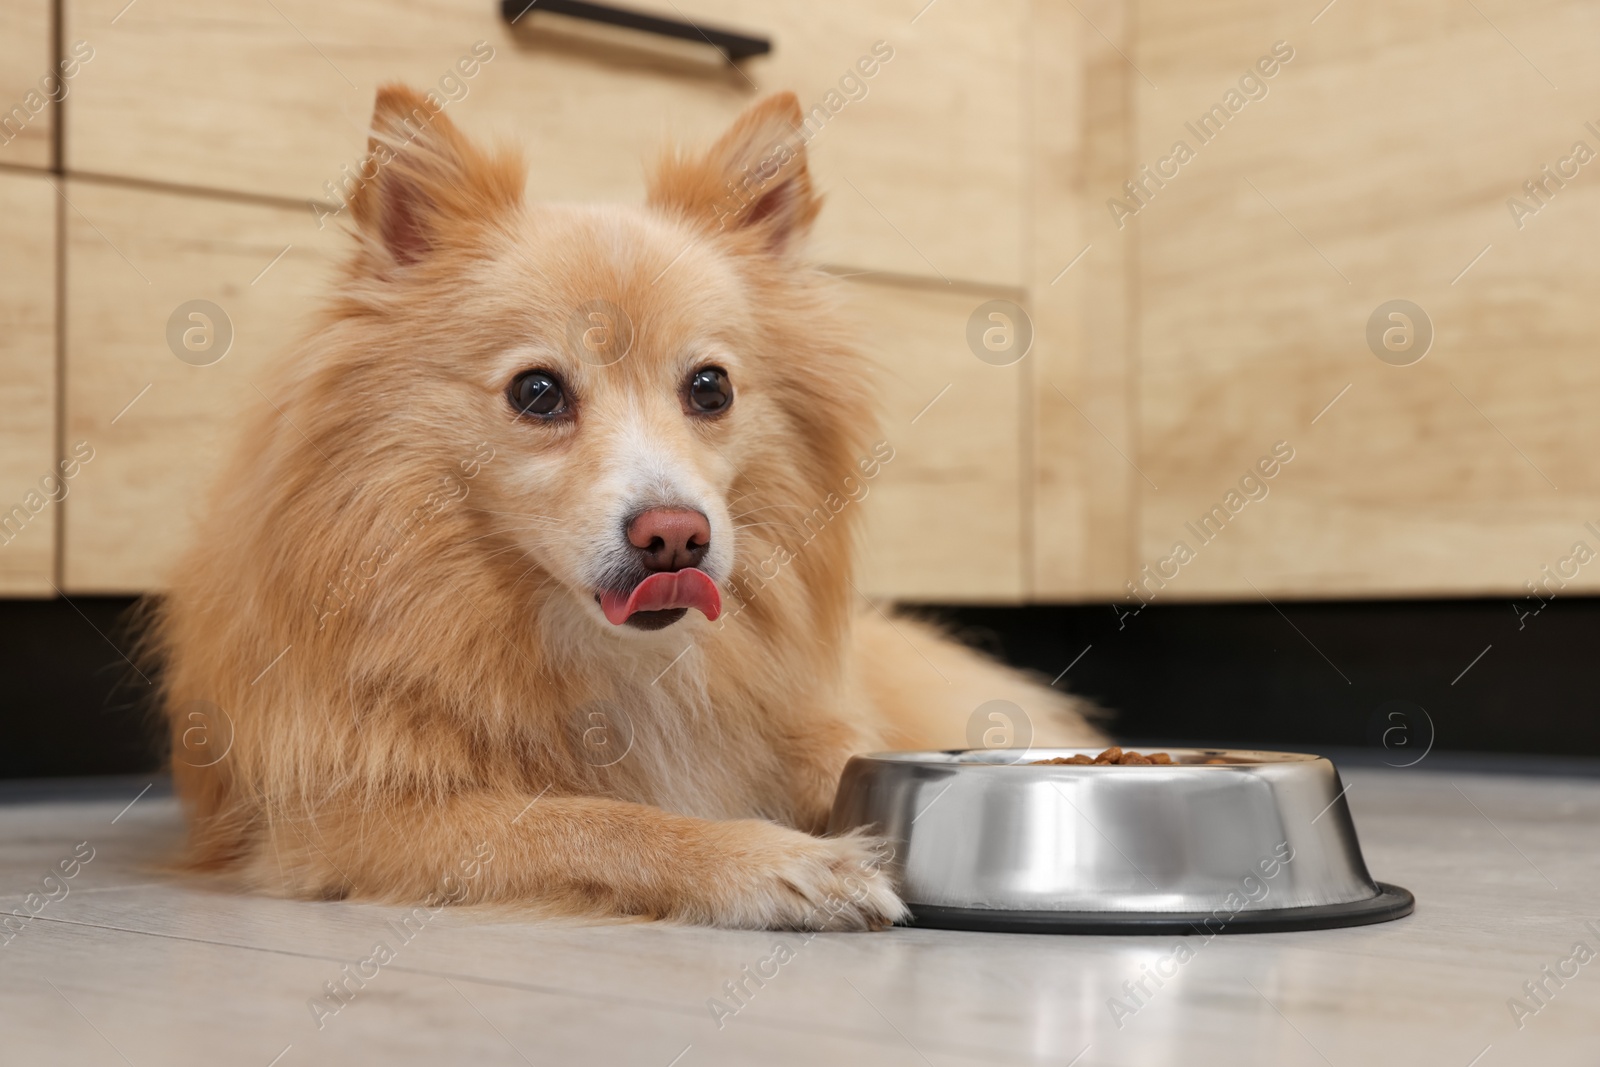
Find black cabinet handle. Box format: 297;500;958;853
502;0;772;62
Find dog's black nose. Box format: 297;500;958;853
627;508;711;572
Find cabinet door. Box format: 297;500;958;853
62;182;1023;599
0;173;57;594
1131;0;1600;597
0;1;52;170
66;0;1026;287
853;280;1026;601
63;182;341;592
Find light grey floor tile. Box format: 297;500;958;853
2;764;1598;1065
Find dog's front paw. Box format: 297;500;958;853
698;822;906;932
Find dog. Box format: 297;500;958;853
153;86;1103;931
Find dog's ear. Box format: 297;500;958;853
648;92;818;254
348;84;524;268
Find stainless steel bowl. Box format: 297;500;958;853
828;747;1413;934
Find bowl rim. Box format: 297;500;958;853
852;747;1325;767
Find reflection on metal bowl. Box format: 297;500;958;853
827;748;1414;934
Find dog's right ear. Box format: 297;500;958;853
648;92;818;255
347;84;524;270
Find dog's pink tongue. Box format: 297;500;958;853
601;568;722;625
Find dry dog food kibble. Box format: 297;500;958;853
1031;747;1174;766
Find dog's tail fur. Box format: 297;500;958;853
852;611;1107;752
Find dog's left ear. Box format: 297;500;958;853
648;92;818;254
348;84;525;269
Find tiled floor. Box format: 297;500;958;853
1;765;1597;1066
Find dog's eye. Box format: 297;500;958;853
686;367;732;415
508;370;568;419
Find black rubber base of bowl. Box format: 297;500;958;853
905;882;1415;935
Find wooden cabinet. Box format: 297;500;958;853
0;1;53;170
66;0;1026;287
0;172;57;594
29;0;1600;603
1119;0;1600;599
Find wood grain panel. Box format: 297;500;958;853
0;172;57;594
853;279;1025;602
62;181;342;592
65;0;1025;286
1029;0;1139;600
0;1;52;169
1133;0;1600;598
